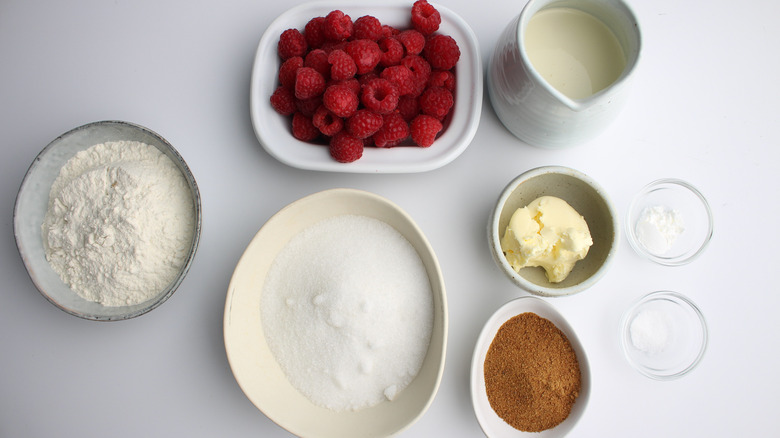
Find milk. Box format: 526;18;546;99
525;7;626;99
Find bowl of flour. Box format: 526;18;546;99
14;120;202;321
224;188;447;438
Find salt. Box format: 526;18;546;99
629;308;672;354
635;205;685;255
261;215;434;412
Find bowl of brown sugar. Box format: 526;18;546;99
470;296;590;437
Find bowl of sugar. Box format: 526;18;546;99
224;188;448;438
14;120;202;321
626;178;713;266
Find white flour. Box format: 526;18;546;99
42;141;195;306
635;205;685;255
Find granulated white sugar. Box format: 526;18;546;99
261;214;434;412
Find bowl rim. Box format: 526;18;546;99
619;290;708;380
249;0;483;173
13;120;202;321
625;178;714;266
223;187;448;437
489;165;619;297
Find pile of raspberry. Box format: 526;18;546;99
270;0;460;163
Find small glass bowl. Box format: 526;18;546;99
620;291;707;380
626;179;713;266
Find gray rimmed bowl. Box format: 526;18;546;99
14;120;202;321
488;166;618;296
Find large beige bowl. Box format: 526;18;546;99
224;188;448;438
488;166;618;296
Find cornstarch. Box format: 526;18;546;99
42;141;194;306
261;215;433;412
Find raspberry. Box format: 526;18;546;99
295;95;322;117
294;67;326;99
353;15;383;41
396;95;420;121
278;56;303;89
419;86;453;120
304;17;327;49
304;49;330;79
346;109;383;139
358;71;380;86
360;78;400;114
397;30;425;56
328;78;360;95
323;10;353;41
312;105;343;136
327;49;357;81
329;131;363;163
323;84;359;118
410;114;443;147
270;86;296;116
291;112;320;141
373;112;410;148
380;65;416;96
278;28;307;60
411;0;441;35
423;34;460;70
345;39;382;75
401;55;432;97
381;24;400;37
428;69;456;91
378;36;404;67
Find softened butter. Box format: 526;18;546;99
500;196;593;283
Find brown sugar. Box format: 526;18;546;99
483;312;581;432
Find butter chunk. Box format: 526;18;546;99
500;196;593;283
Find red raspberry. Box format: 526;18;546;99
380;65;416;96
410;114;443;147
270;86;296;116
381;25;400;37
345;39;382;75
396;95;420;121
397;30;425;56
295;96;322;117
411;0;441;35
360;78;400;114
346;109;383;139
327;49;357;81
304;16;327;49
323;84;359;118
294;67;326;99
358;71;380;86
320;40;347;53
428;69;456;91
378;36;404;67
278;28;307;60
423;34;460;70
401;55;432;97
419;86;454;120
329;131;363;163
304;49;330;80
291;112;320;141
328;78;360;95
312;105;343;136
323;10;353;41
278;56;303;90
373;112;410;148
353;15;383;41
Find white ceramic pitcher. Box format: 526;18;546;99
487;0;641;148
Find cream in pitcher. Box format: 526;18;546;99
488;0;641;148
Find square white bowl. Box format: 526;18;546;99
249;1;482;173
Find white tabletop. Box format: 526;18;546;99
2;0;778;437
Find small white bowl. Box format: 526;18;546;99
488;166;619;296
626;179;713;266
224;188;447;438
620;290;708;380
470;296;590;437
249;1;482;173
13;121;202;321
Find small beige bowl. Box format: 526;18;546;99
14;120;202;321
488;166;618;296
224;188;447;438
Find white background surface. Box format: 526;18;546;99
2;0;778;437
